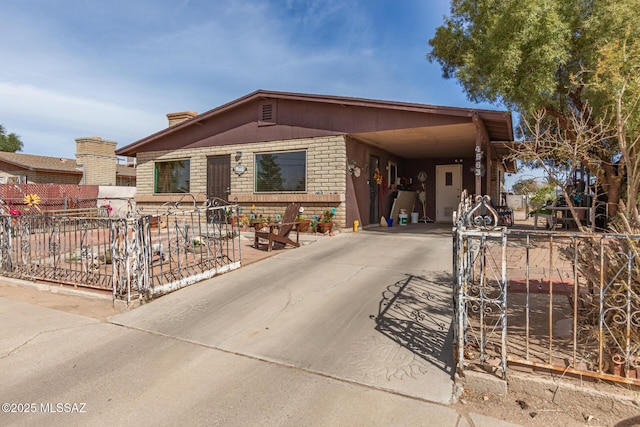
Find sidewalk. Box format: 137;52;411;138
0;229;528;426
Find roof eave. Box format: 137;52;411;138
116;90;514;156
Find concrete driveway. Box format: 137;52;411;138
1;227;487;426
113;228;456;403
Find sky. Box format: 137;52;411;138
1;0;519;184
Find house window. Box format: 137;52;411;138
154;160;190;193
445;172;453;186
255;151;306;192
388;161;398;188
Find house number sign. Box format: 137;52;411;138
475;149;483;176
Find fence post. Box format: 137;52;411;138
500;229;508;379
0;216;13;271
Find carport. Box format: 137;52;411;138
346;107;515;225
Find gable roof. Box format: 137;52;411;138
116;90;514;158
0;151;82;175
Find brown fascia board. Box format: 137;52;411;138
491;140;518;173
34;169;83;175
116;89;514;156
0;158;82;174
488;111;515;142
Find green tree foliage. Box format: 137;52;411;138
428;0;638;115
529;185;556;210
256;154;284;192
591;33;640;223
428;0;640;220
0;124;24;152
511;178;540;195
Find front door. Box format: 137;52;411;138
435;164;462;222
207;155;231;203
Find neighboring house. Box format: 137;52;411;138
0;136;136;187
115;90;514;227
0;152;82;185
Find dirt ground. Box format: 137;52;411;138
454;291;640;424
0;280;123;322
454;373;640;427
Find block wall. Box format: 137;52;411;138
76;137;118;186
135;135;348;226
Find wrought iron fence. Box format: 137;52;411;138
453;195;640;385
0;200;241;303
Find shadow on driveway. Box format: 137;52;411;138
372;272;455;376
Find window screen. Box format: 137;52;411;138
154;160;190;193
255;151;306;192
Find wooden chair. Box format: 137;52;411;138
254;203;301;251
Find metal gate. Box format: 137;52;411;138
453;195;640;385
453;195;508;378
0;199;242;304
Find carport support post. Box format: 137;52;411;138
473;112;486;197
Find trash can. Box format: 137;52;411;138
399;213;408;226
411;212;419;223
386;217;393;227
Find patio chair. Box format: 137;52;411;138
254;203;301;251
491;196;513;227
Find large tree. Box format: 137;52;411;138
0;124;24;152
428;0;640;220
511;178;541;196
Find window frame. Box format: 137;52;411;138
154;159;191;194
254;150;307;193
387;161;398;188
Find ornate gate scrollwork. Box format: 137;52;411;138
453;194;508;378
463;195;500;230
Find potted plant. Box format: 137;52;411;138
251;215;267;231
296;206;310;232
316;208;336;233
239;214;250;230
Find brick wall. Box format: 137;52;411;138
136;135;349;226
76;137;118;185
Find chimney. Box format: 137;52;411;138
75;136;117;186
167;111;198;127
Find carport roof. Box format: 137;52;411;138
116;90;514;160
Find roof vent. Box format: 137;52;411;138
261;104;273;121
258;101;276;126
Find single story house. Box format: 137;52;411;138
115;90;515;227
0;137;136;187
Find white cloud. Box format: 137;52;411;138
0;82;164;157
0;0;502;159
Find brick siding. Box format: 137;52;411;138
76;137;118;186
136;135;348;226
